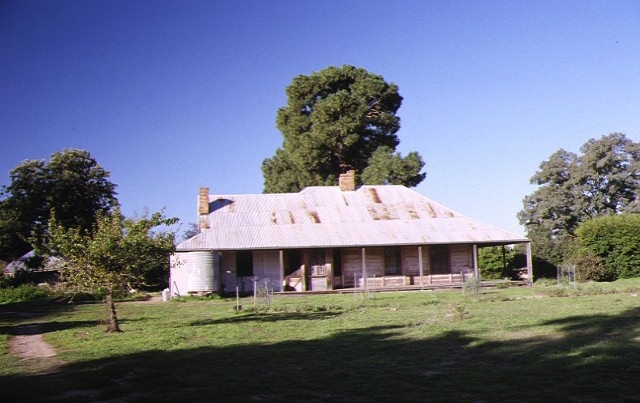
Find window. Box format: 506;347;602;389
332;249;342;276
236;251;253;277
309;249;326;275
430;245;449;274
384;247;402;275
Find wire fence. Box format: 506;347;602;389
253;277;274;307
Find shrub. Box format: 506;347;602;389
0;284;53;304
463;275;482;296
575;214;640;280
571;251;614;282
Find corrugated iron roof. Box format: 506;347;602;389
177;185;529;251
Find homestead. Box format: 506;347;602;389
170;172;531;295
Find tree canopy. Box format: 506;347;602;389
477;246;528;280
262;65;425;192
0;149;117;261
518;133;640;265
48;209;177;332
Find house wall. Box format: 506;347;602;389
170;243;478;297
220;250;284;293
402;246;421;276
342;248;360;287
169;254;189;296
253;250;282;292
338;244;474;288
449;244;473;275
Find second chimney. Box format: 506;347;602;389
198;187;210;231
338;170;355;191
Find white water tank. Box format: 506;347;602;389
186;251;217;292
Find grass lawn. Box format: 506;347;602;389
2;281;640;401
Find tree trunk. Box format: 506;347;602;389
104;288;122;333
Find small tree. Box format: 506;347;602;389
49;209;177;332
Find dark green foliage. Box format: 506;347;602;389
361;146;426;187
0;149;117;260
478;246;527;280
478;246;510;279
531;256;559;279
574;214;640;281
262;65;425;192
518;133;640;265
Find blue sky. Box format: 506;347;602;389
1;0;639;237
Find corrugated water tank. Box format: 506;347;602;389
186;251;217;292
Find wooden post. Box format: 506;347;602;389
418;246;424;289
279;250;284;292
473;244;479;280
502;245;507;278
526;242;533;286
253;277;258;307
361;247;367;293
302;263;307;291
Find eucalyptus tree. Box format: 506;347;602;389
518;133;640;265
0;149;117;261
262;65;425;192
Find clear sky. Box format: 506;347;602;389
1;0;639;237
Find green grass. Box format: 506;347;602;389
2;280;640;401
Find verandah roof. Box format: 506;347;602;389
177;185;528;251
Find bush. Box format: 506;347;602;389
575;214;640;280
463;275;482;296
571;251;614;282
0;284;53;304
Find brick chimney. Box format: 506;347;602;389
338;170;355;191
198;187;210;231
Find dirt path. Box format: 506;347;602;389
8;322;65;373
6;295;163;374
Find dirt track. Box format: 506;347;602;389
6;295;162;373
8;322;65;373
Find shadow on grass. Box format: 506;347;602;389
2;307;640;401
0;300;104;337
0;300;84;322
190;310;344;326
1;320;100;337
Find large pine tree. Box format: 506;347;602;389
262;65;425;193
